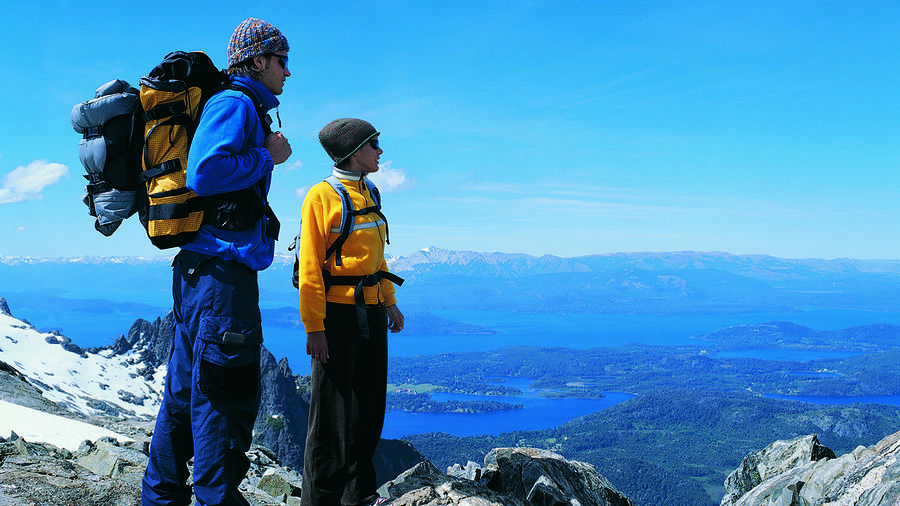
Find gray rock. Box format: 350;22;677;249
379;448;635;506
483;447;634;506
374;438;427;486
379;460;527;505
447;460;483;481
0;450;139;505
252;348;309;471
723;430;900;506
256;467;302;499
811;430;900;505
722;434;835;505
76;439;148;485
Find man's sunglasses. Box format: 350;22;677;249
369;138;379;150
266;53;289;71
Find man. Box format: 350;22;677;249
299;119;404;506
142;18;292;506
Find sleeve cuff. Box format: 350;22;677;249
302;319;325;334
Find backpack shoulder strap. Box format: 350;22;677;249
364;178;381;209
324;175;354;266
363;177;390;246
226;83;274;136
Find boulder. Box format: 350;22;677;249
0;437;138;506
379;448;634;506
722;434;835;505
722;430;900;506
256;467;303;499
482;447;634;506
378;460;526;505
75;438;148;485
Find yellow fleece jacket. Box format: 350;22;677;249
298;172;397;333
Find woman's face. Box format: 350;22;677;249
348;136;382;173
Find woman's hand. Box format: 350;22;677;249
386;304;404;333
306;331;329;363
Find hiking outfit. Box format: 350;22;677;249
143;18;287;506
299;121;399;505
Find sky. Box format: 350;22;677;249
0;0;898;260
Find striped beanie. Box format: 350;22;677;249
319;119;379;165
227;18;290;68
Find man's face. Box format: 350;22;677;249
256;52;290;95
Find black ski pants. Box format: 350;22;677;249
301;302;388;506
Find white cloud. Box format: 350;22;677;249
16;227;25;233
280;159;303;172
294;186;309;200
369;161;412;192
0;160;69;204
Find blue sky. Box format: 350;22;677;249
1;0;898;260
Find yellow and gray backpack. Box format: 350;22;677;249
71;51;274;249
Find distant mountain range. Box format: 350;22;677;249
386;248;900;313
3;248;899;317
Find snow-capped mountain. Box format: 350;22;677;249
0;298;165;419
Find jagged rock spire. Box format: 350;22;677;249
0;297;11;317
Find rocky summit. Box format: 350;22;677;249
722;430;900;505
0;428;634;505
378;447;634;505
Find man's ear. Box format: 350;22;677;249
251;55;268;71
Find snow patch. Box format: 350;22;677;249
0;399;133;451
0;312;164;418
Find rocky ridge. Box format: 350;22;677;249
722;430;900;505
0;428;636;506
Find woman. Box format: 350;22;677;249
298;118;404;506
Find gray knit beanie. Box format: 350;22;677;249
319;118;379;165
227;18;290;68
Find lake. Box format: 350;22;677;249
269;308;900;376
8;297;900;438
382;377;635;438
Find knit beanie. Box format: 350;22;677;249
227;18;290;68
319;119;379;165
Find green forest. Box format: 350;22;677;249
385;323;900;505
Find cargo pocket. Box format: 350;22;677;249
197;316;262;399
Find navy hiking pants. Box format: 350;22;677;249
301;302;388;506
143;251;262;506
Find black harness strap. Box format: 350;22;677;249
324;270;404;339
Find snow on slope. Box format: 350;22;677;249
0;399;133;451
0;311;164;418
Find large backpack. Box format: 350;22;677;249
71;51;274;249
70;79;143;237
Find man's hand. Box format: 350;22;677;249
306;331;329;363
386;304;404;333
265;132;292;165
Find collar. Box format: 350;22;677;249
231;75;280;112
332;167;366;181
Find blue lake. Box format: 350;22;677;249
8;294;900;438
383;378;635;438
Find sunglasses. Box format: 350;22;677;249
368;138;380;150
266;53;289;71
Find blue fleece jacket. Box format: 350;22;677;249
184;76;279;271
